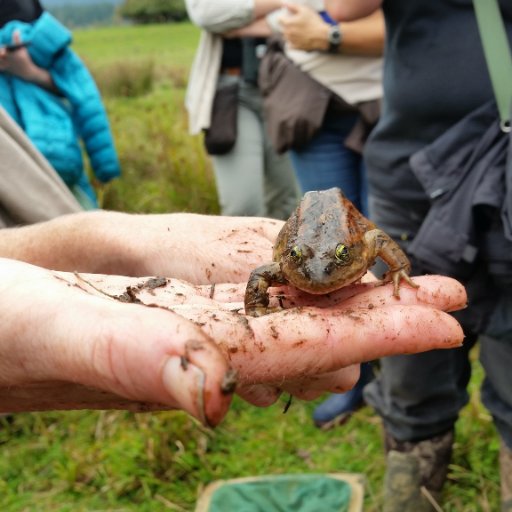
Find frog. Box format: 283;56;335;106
244;187;418;317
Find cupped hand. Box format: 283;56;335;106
97;273;466;405
0;252;466;427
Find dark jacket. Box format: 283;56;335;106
407;101;512;278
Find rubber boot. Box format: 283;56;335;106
383;429;454;512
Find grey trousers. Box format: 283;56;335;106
0;106;82;227
364;194;512;449
211;76;300;220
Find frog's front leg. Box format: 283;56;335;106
244;262;288;317
364;229;419;298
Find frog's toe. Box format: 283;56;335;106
392;274;401;298
401;271;419;289
388;270;419;298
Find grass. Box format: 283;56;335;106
74;22;218;215
0;358;501;511
1;22;502;511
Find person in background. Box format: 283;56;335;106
240;1;384;428
0;104;82;227
325;1;512;510
184;0;300;220
270;2;382;214
0;2;120;209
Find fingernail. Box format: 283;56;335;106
161;356;207;426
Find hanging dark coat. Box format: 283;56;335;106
407;100;512;279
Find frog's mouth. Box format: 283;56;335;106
286;274;358;295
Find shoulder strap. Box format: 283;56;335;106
473;0;512;129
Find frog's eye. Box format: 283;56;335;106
335;244;350;263
289;245;302;262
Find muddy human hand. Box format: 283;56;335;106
17;269;466;416
0;212;283;285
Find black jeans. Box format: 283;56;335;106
364;194;512;448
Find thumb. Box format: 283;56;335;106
74;302;237;428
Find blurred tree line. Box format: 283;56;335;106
45;2;120;27
44;0;188;28
119;0;188;24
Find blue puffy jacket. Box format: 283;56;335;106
0;12;121;200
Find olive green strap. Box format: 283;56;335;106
473;0;512;128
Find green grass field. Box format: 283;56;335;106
0;22;501;512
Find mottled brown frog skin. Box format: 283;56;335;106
244;187;418;317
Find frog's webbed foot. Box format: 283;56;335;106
382;269;419;298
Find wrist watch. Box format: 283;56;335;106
327;24;342;53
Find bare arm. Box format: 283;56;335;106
221;0;280;37
281;5;384;56
325;0;382;21
337;9;384;55
224;17;273;38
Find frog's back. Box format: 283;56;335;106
275;188;373;255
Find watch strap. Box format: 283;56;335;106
328;24;342;53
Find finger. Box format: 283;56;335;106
78;303;235;427
236;366;360;405
176;304;463;386
236;383;282;407
12;30;21;44
191;274;467;312
281;365;360;400
274;275;467;313
73;273;466;315
250;305;463;376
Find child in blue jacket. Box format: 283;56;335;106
0;11;121;208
